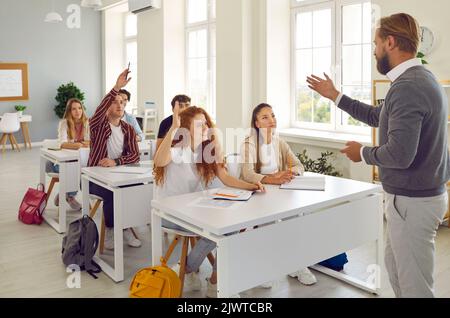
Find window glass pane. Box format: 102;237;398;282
342;86;370;127
312;47;331;76
313;9;331;47
297;87;313;123
296;12;312;49
188;29;207;58
125;41;137;113
296;49;312;87
313;93;331;124
210;26;216;57
343;4;362;45
125;14;137;37
363;2;372;43
362;44;371;85
342;45;362;85
210;0;216;20
188;0;207;24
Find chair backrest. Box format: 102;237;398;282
225;153;241;179
0;112;20;132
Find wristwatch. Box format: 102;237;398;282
114;158;121;166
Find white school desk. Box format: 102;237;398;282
81;164;154;282
40;148;81;233
0;114;32;149
151;174;383;297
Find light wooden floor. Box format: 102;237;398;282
1;147;449;298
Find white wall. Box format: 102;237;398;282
137;0;185;121
372;0;450;81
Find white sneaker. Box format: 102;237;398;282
292;267;317;286
206;278;240;298
171;264;202;292
104;227;114;250
124;228;142;248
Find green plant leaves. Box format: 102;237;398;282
296;149;342;177
54;82;85;119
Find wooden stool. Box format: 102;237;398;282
89;195;140;254
163;228;215;294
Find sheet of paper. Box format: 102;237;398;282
188;197;241;210
0;70;22;97
109;166;152;174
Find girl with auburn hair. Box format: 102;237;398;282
153;103;265;298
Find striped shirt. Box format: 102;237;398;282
88;89;140;167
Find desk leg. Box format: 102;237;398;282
151;209;162;267
113;188;124;282
81;175;90;217
39;155;46;187
216;239;231;298
20;122;31;149
58;162;68;233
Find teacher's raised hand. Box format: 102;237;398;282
306;73;340;102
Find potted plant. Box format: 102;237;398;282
14;105;27;117
417;51;428;65
296;149;343;177
54;82;85;119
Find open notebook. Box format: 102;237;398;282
280;175;325;191
212;188;254;201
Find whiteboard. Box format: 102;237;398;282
0;70;23;97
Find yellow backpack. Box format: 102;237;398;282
129;257;182;298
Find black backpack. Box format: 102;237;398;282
61;215;102;278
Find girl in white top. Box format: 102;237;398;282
241;103;317;287
48;98;90;210
58;98;90;150
154;103;265;297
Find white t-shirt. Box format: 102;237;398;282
155;147;206;200
107;123;124;160
259;142;278;175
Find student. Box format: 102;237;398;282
88;69;142;249
118;89;145;142
46;98;90;210
156;94;191;150
153;104;265;298
240;103;317;286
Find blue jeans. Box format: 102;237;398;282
45;161;77;197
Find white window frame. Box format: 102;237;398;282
123;12;138;114
291;0;372;136
185;0;216;119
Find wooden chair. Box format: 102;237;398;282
163;227;215;294
46;172;59;203
89;195;139;254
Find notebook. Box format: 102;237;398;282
280;176;325;191
109;167;152;174
212;188;254;201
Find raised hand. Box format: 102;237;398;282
306;73;340;102
171;101;181;129
114;69;132;91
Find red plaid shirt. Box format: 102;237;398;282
88;89;140;167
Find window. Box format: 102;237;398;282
124;13;138;114
186;0;216;119
292;0;372;135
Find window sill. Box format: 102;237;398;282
278;128;372;150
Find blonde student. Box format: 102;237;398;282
153;104;265;298
46;98;90;210
240;103;317;286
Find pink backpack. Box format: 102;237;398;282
18;184;47;225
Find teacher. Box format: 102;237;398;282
307;13;449;298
